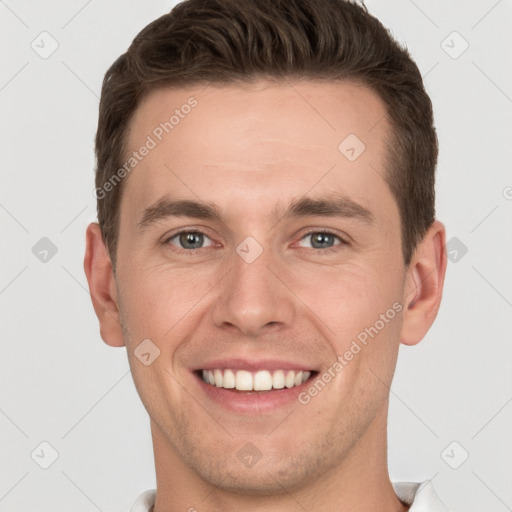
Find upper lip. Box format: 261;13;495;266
193;358;316;372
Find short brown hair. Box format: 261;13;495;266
95;0;437;269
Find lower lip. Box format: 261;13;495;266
193;372;316;414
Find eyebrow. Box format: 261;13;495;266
137;194;374;232
138;199;222;231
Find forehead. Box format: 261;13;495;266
121;80;395;226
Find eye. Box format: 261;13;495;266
297;230;347;251
164;230;214;252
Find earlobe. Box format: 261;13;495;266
400;221;447;346
83;223;126;347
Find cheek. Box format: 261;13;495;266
297;266;404;414
118;267;200;417
117;262;218;345
290;262;404;341
290;260;405;391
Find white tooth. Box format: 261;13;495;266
272;370;285;389
235;370;253;390
223;369;235;388
254;370;273;391
285;371;296;388
214;369;223;387
203;368;310;390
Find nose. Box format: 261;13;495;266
211;242;296;337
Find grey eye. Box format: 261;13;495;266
299;232;342;250
167;231;214;250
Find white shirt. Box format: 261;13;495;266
130;480;450;511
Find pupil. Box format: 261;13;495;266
312;233;333;249
180;232;203;249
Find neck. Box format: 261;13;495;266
151;404;408;512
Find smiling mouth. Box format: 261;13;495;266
196;369;318;392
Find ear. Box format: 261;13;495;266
400;220;447;346
84;222;125;347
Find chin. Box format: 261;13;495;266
200;460;311;496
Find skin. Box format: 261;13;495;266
84;80;447;512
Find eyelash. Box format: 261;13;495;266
162;228;349;256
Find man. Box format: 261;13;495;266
84;0;449;510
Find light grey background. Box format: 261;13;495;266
1;1;511;511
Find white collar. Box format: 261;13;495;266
393;480;450;511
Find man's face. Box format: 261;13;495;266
115;80;408;491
